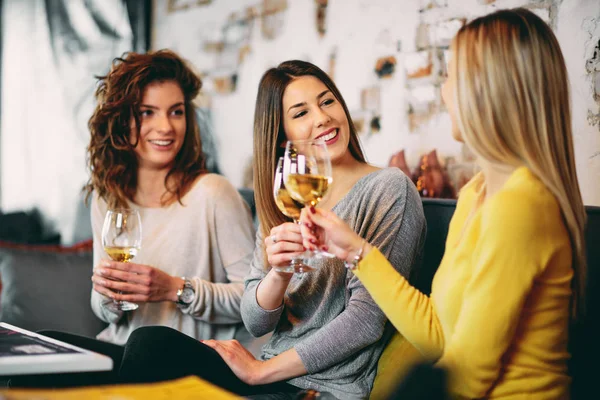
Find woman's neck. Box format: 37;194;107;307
134;167;171;208
478;158;517;200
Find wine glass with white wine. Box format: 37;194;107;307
273;157;311;273
283;139;335;262
101;208;142;312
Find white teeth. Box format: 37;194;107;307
321;130;337;141
149;140;173;146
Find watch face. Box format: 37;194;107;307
180;287;195;304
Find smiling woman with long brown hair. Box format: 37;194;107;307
302;8;586;399
10;50;256;389
117;60;426;399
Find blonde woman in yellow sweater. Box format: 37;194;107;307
301;8;586;399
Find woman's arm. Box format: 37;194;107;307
294;174;428;373
177;177;256;324
203;339;307;385
240;222;304;336
353;248;445;360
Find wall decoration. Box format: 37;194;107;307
586;39;599;101
328;47;337;80
167;0;212;14
407;85;440;132
419;0;447;12
213;74;238;94
429;18;464;47
584;18;600;131
404;51;433;81
361;86;381;114
374;55;397;79
415;23;430;50
351;109;375;137
315;0;328;37
261;0;288;40
413;149;456;199
388;149;412;178
198;1;288;95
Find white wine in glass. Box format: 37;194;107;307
273;157;311;273
283;139;334;261
102;208;142;312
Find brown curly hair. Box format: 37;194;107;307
84;49;205;208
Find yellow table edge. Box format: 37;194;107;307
0;375;241;400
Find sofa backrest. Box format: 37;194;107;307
418;198;599;399
411;199;456;294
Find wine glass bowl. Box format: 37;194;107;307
273;157;310;273
283;140;334;261
283;140;332;208
101;208;142;312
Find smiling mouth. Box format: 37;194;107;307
148;139;174;147
317;129;338;142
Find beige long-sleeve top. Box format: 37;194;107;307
90;174;256;346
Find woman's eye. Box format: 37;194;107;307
293;110;307;119
140;109;153;117
172;109;185;116
321;98;335;107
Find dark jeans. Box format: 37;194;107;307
120;326;300;397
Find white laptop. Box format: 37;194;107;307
0;322;113;376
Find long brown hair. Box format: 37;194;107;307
253;60;366;241
84;49;205;208
452;8;587;318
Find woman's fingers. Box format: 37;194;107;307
266;223;302;244
92;275;149;296
94;267;151;286
100;260;151;275
268;251;305;267
265;241;305;255
92;282;119;298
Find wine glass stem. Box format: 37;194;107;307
114;260;130;308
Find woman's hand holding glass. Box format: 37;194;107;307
271;157;311;274
94;208;183;311
92;261;184;304
300;207;372;265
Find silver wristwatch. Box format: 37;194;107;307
175;277;195;308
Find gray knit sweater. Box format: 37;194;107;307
241;168;426;399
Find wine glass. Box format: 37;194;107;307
273;157;311;273
283;139;334;260
101;208;142;312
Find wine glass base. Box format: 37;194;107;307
272;265;296;273
313;250;336;259
105;301;139;312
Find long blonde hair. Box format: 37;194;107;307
452;8;586;318
253;60;366;241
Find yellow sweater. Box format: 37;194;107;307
356;167;573;399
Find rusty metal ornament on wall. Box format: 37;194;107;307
413;150;456;199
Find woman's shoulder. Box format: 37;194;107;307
186;173;239;198
483;168;564;235
359;167;412;192
345;167;419;211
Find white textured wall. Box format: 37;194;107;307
149;0;598;205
